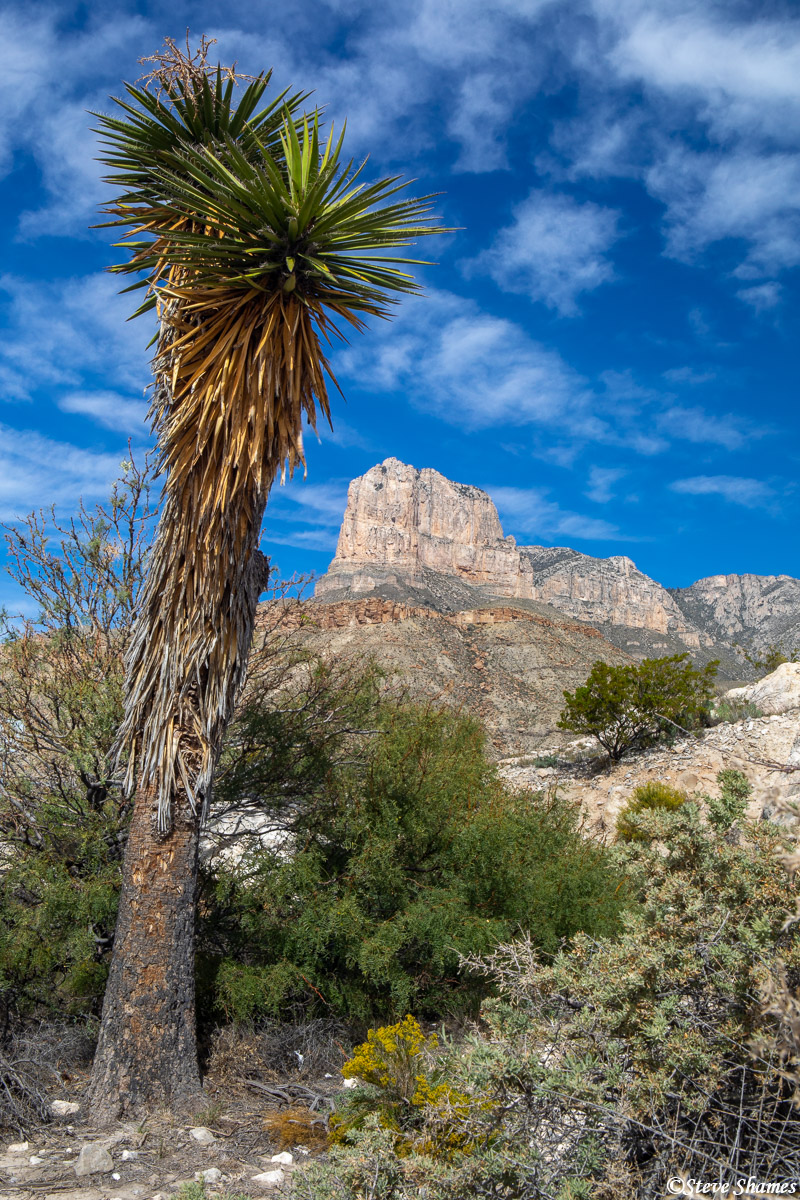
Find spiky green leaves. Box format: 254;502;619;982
96;78;444;324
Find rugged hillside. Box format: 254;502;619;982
671;574;800;657
278;595;633;756
314;458;800;678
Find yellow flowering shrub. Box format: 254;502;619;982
332;1015;493;1158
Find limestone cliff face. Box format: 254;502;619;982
315;458;535;600
314;459;798;665
670;574;800;655
523;546;713;648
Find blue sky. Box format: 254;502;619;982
1;0;799;613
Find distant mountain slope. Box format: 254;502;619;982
670;575;800;658
279;595;634;756
313;458;800;682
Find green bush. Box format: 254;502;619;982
706;767;752;831
200;703;627;1024
616;780;689;841
300;801;800;1199
713;696;762;723
558;654;718;761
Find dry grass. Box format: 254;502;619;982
264;1104;328;1152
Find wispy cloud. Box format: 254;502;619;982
737;282;783;312
0;273;154;402
464;191;620;315
670;474;777;510
488;484;625;542
0;424;129;521
339;289;599;439
58;390;149;433
585;466;626;504
656;406;754;452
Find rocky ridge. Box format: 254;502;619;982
315;458;799;672
671;573;800;656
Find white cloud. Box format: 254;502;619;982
0;11;150;235
737;282;783;312
269;480;349;526
0;424;129;521
338;289;599;439
488;484;625;542
464;192;620;315
670;474;776;510
656;406;752;452
646;148;800;275
58;390;150;433
663;366;716;385
585;466;626;504
0;273;154;402
607;8;800;144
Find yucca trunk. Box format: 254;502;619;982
87;361;272;1116
86;783;203;1118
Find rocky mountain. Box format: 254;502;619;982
287;457;800;752
670;574;800;657
315;457;800;672
316;457;535;604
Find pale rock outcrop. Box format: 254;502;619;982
671;574;800;656
315;458;535;600
315;459;711;649
522;546;712;648
723;662;800;716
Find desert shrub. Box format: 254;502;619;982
713;696;763;724
533;754;560;768
706;767;752;831
298;803;800;1199
559;654;718;761
616;780;689;841
330;1015;492;1159
200;703;627;1024
0;461;155;1022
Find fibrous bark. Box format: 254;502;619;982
86;784;202;1120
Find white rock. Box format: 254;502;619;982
50;1100;81;1116
252;1169;285;1186
75;1143;114;1176
342;1076;359;1088
271;1150;294;1164
121;1149;139;1161
724;663;800;717
29;1155;44;1165
196;1167;223;1184
112;1172;121;1180
189;1126;216;1144
7;1142;29;1154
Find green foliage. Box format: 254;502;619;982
95;55;443;321
740;641;800;677
201;702;627;1024
713;696;762;723
558;654;718;760
330;1015;491;1158
706;767;753;831
0;461;155;1021
300;803;800;1198
616;780;689;842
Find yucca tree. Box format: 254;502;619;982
86;42;444;1118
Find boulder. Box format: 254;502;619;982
252;1168;285;1186
74;1144;114;1176
50;1100;81;1117
724;662;800;716
189;1126;216;1145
